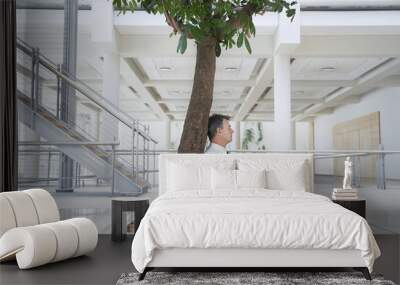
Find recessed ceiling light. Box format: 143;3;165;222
224;67;239;72
159;66;172;71
295;91;304;95
320;66;336;72
169;90;181;96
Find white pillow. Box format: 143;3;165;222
167;159;236;191
211;168;236;190
236;169;267;189
266;161;307;191
168;162;211;191
211;169;268;191
238;159;308;191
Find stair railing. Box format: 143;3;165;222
16;38;158;190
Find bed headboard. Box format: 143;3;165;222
158;153;314;195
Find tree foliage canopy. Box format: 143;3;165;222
113;0;296;56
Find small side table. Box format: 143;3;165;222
112;197;150;242
333;199;366;218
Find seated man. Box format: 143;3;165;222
205;114;234;154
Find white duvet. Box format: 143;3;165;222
131;190;380;273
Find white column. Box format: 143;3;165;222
291;121;296;150
234;121;241;150
308;119;315;150
166;120;171;149
100;51;120;142
91;0;116;45
273;54;293;150
92;0;121;143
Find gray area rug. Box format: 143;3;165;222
116;272;396;285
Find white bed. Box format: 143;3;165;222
131;154;380;280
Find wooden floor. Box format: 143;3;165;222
0;234;398;285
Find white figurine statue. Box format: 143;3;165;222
343;157;353;190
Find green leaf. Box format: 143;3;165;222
237;32;244;48
190;17;199;25
112;0;296;56
113;0;121;7
190;28;204;42
249;21;256;36
177;33;187;54
244;36;252;54
128;1;137;11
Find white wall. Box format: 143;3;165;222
295;122;311;150
314;87;400;179
239;121;310;151
142;121;169;150
170;121;183;150
118;120;170;150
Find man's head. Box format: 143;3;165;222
207;114;234;147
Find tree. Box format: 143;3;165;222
113;0;296;153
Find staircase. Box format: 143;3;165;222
16;39;157;195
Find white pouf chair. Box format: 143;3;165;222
0;189;98;269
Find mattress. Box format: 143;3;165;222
131;190;380;273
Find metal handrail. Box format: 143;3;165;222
18;141;120;146
16;88;100;143
119;148;400;156
18;146;398;192
16;37;160;192
16;38;157;144
229;149;400;154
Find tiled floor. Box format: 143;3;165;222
1;234;398;285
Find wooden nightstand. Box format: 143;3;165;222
111;197;150;242
332;199;366;218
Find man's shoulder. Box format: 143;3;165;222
204;143;227;154
204;145;214;153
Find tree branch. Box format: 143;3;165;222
161;0;181;34
162;0;195;39
227;3;257;30
164;14;195;39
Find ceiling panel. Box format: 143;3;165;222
16;8;400;122
291;57;388;80
158;86;246;100
253;101;309;113
137;57;259;80
119;101;150;112
264;86;336;99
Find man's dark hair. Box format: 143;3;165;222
207;114;231;141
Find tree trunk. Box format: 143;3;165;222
178;38;216;153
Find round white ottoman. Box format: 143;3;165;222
0;218;98;269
